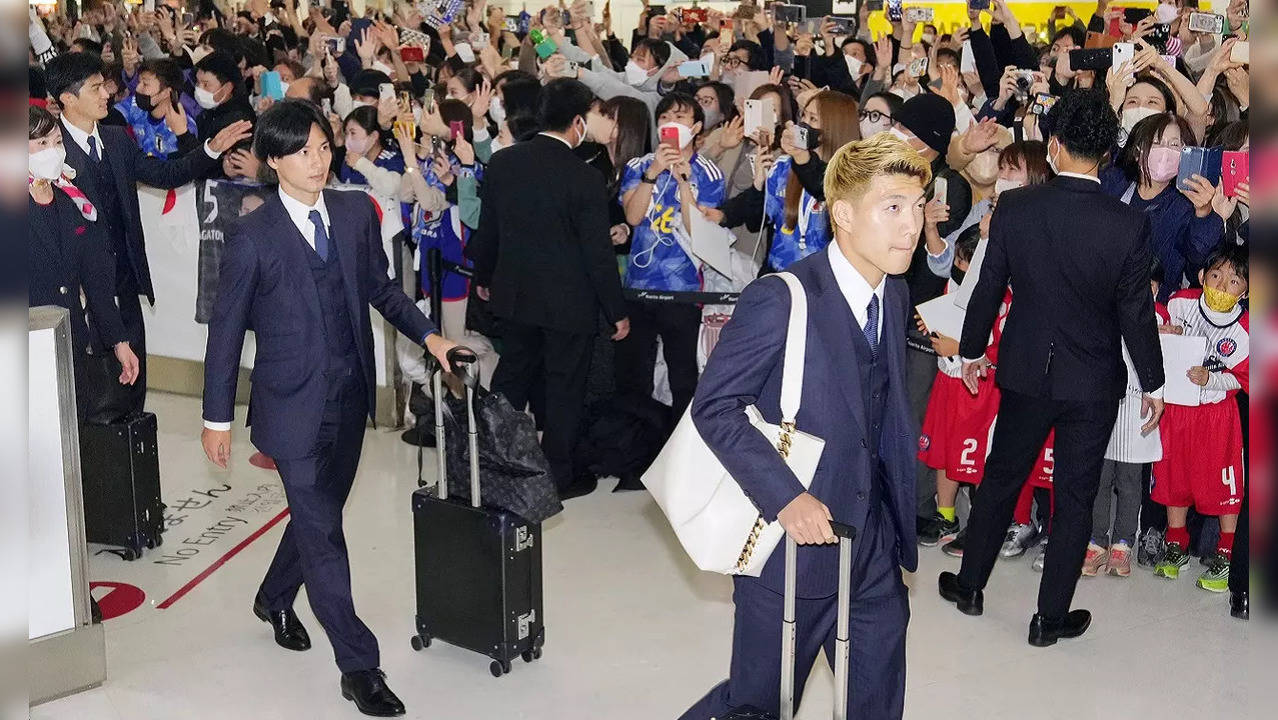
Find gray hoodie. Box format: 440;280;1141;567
572;40;689;121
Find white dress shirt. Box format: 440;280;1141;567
63;118;223;159
536;131;574;148
1054;170;1101;185
827;243;886;344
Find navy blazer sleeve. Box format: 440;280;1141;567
202;224;258;424
358;195;436;343
691;276;807;522
1116;217;1165;393
121;128;220;189
574;166;628;326
959;196;1011;360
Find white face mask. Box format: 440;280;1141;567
888;126;913;144
657;121;694;150
860;117;889;138
1120;106;1160;144
371;60;394;76
1047;139;1061;174
1155;3;1178;24
625;60;651;86
280;81;291;95
844;54;864;79
346;134;369;156
921;33;936;45
968;151;1001;185
994;177;1024;197
29;146;67;180
702;106;722;130
194;85;219;109
350;99;372;111
571;116;587;149
489;95;506;124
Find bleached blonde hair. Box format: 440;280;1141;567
823;133;933;206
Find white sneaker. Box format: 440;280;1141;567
1032;540;1049;572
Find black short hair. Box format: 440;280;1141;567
140;58;184;93
1203;244;1248;283
253;98;334;162
201;28;246;65
655;92;705;127
351;69;392;99
71;38;103;56
537;78;594;133
45;51;105;104
1053;27;1086;48
1044;89;1118;164
844;38;876;68
195;51;241;88
935;48;960;68
729;40;767;71
956;223;982;264
1128;73;1178;114
634;39;671;68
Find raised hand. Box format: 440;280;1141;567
208;120;254;154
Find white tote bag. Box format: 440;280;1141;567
644;272;825;576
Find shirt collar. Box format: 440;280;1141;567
537;131;573;149
1055;171;1101;185
827;243;886;324
62;118;102;157
277;187;330;234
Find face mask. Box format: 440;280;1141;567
967;151;1001;185
1120;106;1160;137
1155;3;1178;24
489;95;506;123
194;85;219;109
135;89;158;113
625;60;651;86
280;81;291;95
490;135;507;153
1146;146;1180;183
371;60;394;76
994;177;1024;196
888;127;912;144
571;116;587;149
1203;285;1241;313
844;54;863;78
702;106;723;130
921;33;936;45
657;121;694;149
350;99;372;111
346;134;369;156
860;117;889;138
1047;139;1061;173
29;146;67;180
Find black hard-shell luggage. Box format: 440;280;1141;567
724;525;858;720
409;348;546;677
79;411;164;560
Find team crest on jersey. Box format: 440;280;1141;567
918;434;931;451
1216;337;1238;357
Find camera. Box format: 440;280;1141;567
1013;70;1036;100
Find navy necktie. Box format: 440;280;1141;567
87;135;101;162
309;210;329;261
864;294;880;359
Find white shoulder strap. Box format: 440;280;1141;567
773;272;807;424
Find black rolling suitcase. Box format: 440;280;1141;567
409;348;546;677
79;411;164;560
724;525;858;720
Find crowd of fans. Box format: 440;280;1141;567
29;0;1249;597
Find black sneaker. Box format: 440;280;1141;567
942;529;966;557
919;512;959;547
1137;527;1164;569
400;424;436;447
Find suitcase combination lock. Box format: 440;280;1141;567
514;526;534;552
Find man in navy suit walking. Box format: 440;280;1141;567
201;100;457;717
681;135;932;719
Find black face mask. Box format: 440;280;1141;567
135;89;161;113
798;122;822;151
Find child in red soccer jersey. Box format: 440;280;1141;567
1153;246;1249;592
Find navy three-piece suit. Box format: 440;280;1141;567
682;247;919;719
203;189;435;672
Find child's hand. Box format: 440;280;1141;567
930;333;960;358
1187;365;1210;386
1157;323;1184;335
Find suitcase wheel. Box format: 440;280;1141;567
489;659;512;678
120;547;138;562
409;634;431;652
520;647;542;663
146;537;156;550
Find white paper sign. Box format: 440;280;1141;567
952;236;988;310
916;294;966;341
690;209;734;278
1160;334;1207;407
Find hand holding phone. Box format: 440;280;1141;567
1222;151;1248;198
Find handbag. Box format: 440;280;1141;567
643;272;825;576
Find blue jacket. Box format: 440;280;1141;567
202;189;436;459
691;248;919;598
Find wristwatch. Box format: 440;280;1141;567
639;172;657;184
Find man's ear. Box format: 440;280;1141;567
831;197;856;234
266;155;279;171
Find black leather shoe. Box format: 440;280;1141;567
253;595;311;651
559;477;598;500
341;669;406;717
1230;590;1248;620
613;474;646;492
938;571;983;616
1028;609;1092;647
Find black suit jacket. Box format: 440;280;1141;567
466;134;626;335
960;175;1164;401
28;191;127;355
202;190;436;459
59;119;220;303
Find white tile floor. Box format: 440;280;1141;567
33;393;1251;720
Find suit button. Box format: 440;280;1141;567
59;286;68;295
860;438;867;448
857;491;866;501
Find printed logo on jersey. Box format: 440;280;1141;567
1216;337;1238;357
918;434;931;451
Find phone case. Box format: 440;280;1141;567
1111;43;1135;70
1222;151;1248;198
660;126;680;146
449;121;465;139
1069;48;1113;72
1230;41;1249;64
400;47;425;62
1176;147;1224;193
261;71;284;100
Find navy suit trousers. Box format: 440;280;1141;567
679;502;909;720
258;371;379;673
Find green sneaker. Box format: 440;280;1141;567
1196;552;1231;593
1154;542;1190;579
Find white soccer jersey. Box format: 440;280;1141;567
1165;289;1250;406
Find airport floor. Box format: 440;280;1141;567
33;393;1251;720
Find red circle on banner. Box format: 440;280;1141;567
89;581;147;620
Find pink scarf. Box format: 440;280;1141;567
31;173;98;222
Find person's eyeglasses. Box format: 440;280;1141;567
859;110;891;124
724;56;745;68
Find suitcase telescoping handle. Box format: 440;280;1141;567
779;521;857;720
432;346;480;506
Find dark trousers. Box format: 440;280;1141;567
906;349;938;518
613;299;701;425
1230;390;1248;594
258;373;379;673
680;504;908;720
491;321;593;490
958;388;1119;619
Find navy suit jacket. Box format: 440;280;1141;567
202;189;436;459
692;248;919;599
60;119;219;303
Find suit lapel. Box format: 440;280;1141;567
805;253;869;440
266;194;322;319
100;129;135;221
324;190;365;336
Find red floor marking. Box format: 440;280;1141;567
155;508;290;610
